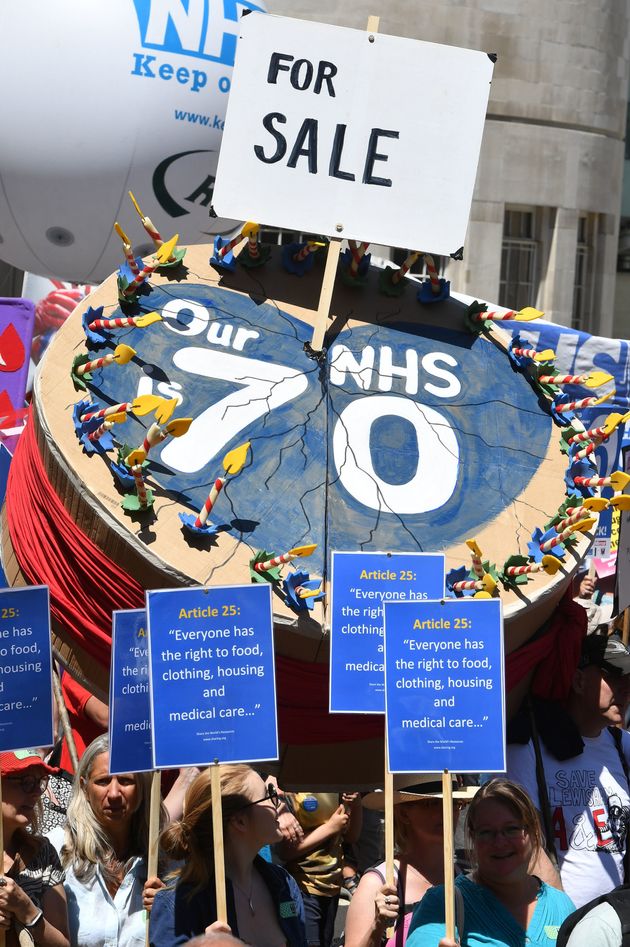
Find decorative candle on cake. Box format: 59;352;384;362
194;442;251;528
539;517;596;551
348;241;370;278
537;370;613;389
80;394;176;425
75;344;136;377
553;389;614;414
574;470;630;490
423;254;441;295
511;346;556;362
473;306;543;323
121;236;178;298
254;543;317;574
125;416;193;467
114;222;140;276
504;555;563;577
87;311;162;331
131;464;149;508
465;539;485;579
294;241;324;263
87;411;127;443
128;190;164;249
568;412;629;444
391;251;420;285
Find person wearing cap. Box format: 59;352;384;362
405;779;574;947
507;633;630;908
344;774;475;947
0;749;70;947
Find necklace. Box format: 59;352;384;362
231;876;255;915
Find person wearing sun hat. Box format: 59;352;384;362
0;749;69;947
344;774;476;947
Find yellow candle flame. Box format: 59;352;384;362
223;441;251;475
515;307;544;322
583;371;614;390
113;344;136;365
114;221;132;245
156;234;178;264
287;543;317;558
128;190;144;219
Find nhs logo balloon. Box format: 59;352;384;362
0;0;265;284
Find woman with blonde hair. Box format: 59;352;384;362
149;764;307;947
48;733;167;947
344;774;474;947
406;779;574;947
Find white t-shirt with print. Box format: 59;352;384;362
507;728;630;908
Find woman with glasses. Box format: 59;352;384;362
0;750;70;947
406;779;574;947
48;733;167;947
344;774;475;947
149;764;307;947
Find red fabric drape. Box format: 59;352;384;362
505;590;587;701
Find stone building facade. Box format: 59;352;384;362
267;0;630;336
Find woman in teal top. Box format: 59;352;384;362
406;779;574;947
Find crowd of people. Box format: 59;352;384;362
3;611;630;947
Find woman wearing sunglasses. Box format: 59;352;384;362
406;779;574;947
0;750;70;947
149;765;307;947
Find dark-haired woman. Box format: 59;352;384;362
0;750;69;947
149;764;307;947
406;779;574;947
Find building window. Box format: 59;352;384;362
499;209;539;311
572;216;593;332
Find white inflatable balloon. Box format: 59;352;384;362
0;0;265;283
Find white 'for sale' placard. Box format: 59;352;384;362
213;13;494;254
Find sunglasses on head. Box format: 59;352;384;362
236;783;280;811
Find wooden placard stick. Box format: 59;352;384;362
442;770;455;941
384;742;395;940
310;238;341;353
310;15;379;353
145;770;162;945
52;669;79;773
211;760;228;923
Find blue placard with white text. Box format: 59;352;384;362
330;551;445;713
0;585;53;752
109;610;152;775
147;584;278;768
384;598;505;772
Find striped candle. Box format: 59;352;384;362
554;394;611;414
348;241;369;278
88;316;138;330
75;353;116;376
195;477;225;528
539;374;592;386
131;464;148;508
423;254;441;294
88;419;114;442
392;251;420;285
122;259;160;297
504;562;544;577
451;579;484;591
81;402;131;423
293;241;321;263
